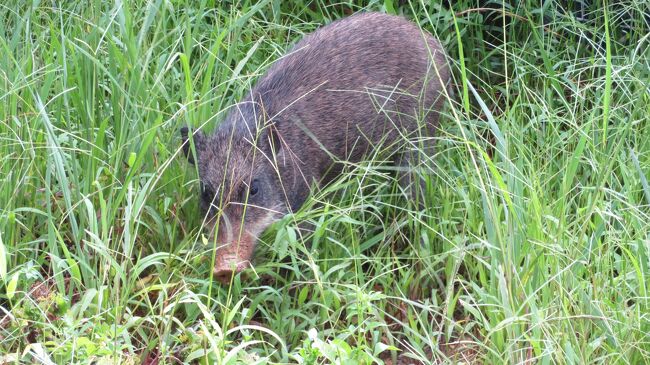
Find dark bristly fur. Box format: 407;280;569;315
181;12;450;284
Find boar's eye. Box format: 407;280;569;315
200;181;215;202
249;179;259;196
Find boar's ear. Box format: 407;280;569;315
180;127;205;165
264;124;284;161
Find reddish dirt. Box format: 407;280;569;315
380;338;480;364
28;280;52;301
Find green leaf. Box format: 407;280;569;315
0;232;6;280
127;152;137;168
6;272;20;300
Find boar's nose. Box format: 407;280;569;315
213;261;251;285
213;266;238;285
212;236;256;285
213;252;252;285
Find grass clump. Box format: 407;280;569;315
1;0;649;364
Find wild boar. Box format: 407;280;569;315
181;12;450;284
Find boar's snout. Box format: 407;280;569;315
213;236;256;285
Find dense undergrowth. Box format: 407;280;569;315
1;0;649;363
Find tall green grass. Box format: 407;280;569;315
1;0;648;363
